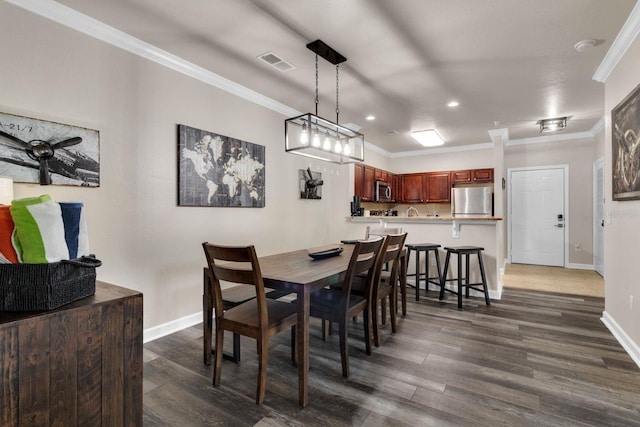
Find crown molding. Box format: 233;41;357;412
5;0;300;118
488;128;509;142
390;142;494;158
593;1;640;82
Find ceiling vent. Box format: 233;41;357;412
258;52;295;72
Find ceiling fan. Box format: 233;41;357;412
0;129;82;185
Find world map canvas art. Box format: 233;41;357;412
178;124;265;207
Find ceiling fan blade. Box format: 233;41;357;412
52;136;82;149
0;130;32;150
39;158;51;185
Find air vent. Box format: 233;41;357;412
385;130;400;135
258;52;295;72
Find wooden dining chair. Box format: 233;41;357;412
308;236;384;378
202;242;298;404
370;232;407;346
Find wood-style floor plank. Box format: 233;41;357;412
144;267;640;426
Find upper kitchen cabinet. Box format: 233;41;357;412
400;173;425;203
374;168;388;182
424;171;451;203
451;168;494;184
353;163;375;201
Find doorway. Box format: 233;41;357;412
509;166;568;267
594;158;604;276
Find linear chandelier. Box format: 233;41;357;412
285;40;364;164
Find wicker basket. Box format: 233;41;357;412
0;255;101;311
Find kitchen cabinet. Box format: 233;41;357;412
472;168;494;183
354;163;364;198
391;173;399;202
400;173;426;203
451;168;494;184
363;164;375;201
374;168;388;182
425;171;451;203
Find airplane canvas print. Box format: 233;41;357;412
0;112;100;186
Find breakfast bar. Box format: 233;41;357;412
346;215;503;300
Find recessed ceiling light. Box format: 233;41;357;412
447;101;459;108
365;115;375;121
410;129;445;147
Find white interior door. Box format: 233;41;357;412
510;167;566;266
594;158;605;276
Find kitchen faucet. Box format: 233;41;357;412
406;207;419;217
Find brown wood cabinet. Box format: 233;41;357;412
354;163;364;198
400;173;425;203
374;168;388;182
451;168;494;184
390;173;398;202
425;171;451;203
472;168;494;183
363;165;375;201
0;281;143;426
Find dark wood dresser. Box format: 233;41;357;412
0;281;143;426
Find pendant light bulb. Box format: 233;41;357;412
343;142;351;156
334;140;342;153
312;129;320;147
300;121;309;145
323;134;332;150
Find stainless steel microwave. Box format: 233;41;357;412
375;180;392;202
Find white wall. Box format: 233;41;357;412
0;3;354;330
603;32;640;355
504;137;597;266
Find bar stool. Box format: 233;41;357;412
405;243;443;301
439;246;490;309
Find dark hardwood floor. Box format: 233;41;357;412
143;288;640;426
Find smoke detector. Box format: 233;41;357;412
574;39;596;52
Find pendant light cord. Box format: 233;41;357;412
335;64;340;124
314;54;319;116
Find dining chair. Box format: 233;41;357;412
369;232;407;346
308;236;384;378
202;242;298;404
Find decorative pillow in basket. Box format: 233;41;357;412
0;195;101;311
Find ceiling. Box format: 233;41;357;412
54;0;636;154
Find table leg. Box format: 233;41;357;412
297;286;310;407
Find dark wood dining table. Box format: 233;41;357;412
203;243;407;407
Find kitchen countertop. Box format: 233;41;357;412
348;215;503;223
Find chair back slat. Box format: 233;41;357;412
202;242;268;328
339;236;385;309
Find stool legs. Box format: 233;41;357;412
478;251;490;305
440;249;489;308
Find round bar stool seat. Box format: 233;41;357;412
440;246;490;309
405;243;443;301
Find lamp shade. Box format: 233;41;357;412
0;176;13;205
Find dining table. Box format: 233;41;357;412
203;243;407;407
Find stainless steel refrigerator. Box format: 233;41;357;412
451;186;493;216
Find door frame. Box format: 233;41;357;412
593;157;605;276
507;165;569;267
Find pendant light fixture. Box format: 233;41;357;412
285;40;364;164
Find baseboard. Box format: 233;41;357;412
144;311;202;343
601;311;640;369
566;263;595;270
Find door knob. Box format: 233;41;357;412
555;224;564;228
